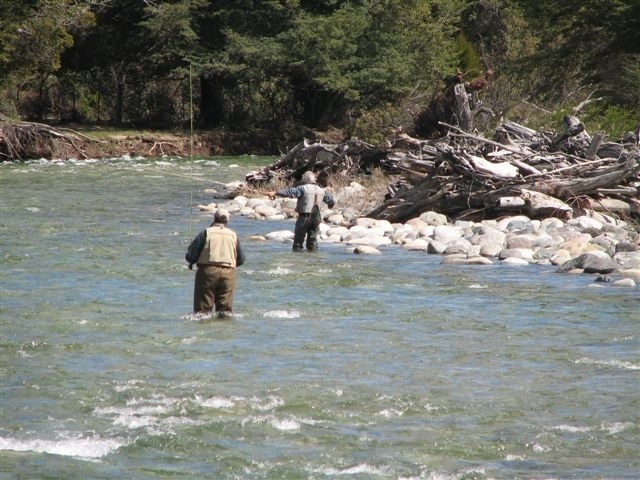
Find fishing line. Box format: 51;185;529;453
189;63;194;237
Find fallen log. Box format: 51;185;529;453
465;153;519;178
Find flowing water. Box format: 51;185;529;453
1;156;638;479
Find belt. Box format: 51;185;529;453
198;263;233;268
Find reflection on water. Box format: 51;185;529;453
1;157;638;479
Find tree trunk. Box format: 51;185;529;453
199;76;225;127
454;83;472;131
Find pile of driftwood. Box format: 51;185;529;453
245;116;639;224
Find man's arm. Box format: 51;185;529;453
185;230;207;268
268;186;303;199
236;238;246;267
323;190;335;209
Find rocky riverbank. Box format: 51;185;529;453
197;182;640;288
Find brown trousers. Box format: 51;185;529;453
293;213;319;251
193;264;237;313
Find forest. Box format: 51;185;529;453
1;0;639;153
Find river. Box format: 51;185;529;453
0;156;638;479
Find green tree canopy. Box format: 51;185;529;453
1;0;637;140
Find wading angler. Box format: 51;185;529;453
185;208;245;316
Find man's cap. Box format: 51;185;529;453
214;208;230;223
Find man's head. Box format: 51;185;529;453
301;171;317;184
214;208;230;224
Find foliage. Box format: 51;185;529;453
1;0;94;120
0;0;636;145
584;105;638;141
0;0;40;81
512;0;640;105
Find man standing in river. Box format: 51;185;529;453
185;208;245;315
268;171;335;251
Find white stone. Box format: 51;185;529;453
276;198;297;210
498;248;534;261
440;254;468;264
467;245;482;257
473;228;506;247
612;278;636;287
433;225;464;243
586;249;615;260
417;225;436;238
372;219;395;234
239;206;255;216
506;234;534;249
402;239;431;251
231;195;249;208
254;205;280;217
613;251;640;269
391;224;415;242
464;256;494;265
444;243;470;255
550;249;572;266
540;217;565;229
352;245;382;255
265;214;286;221
496;215;533;232
569;215;604;232
245;197;267;209
419;211;449;226
617;268;640;280
198;203;217;211
353;217;377;227
501;257;530;266
480;243;502;258
323;234;343;243
343;228;382;243
326;213;345;225
405;218;428;231
346;236;392;247
265;230;295;241
327;225;349;238
427;240;447;254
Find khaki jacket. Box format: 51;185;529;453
197;225;239;267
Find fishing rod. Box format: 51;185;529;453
189;63;194;237
163;170;217;183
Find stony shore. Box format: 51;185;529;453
198;181;640;289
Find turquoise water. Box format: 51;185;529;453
1;156;638;479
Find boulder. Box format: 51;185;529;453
501;257;530;266
265;230;295;241
420;211;449;226
433;225;464;243
402;238;431;251
613;251;640;269
479;243;502;258
498;248;535;261
427;240;447;254
352;245;382;255
569;215;604;232
612;278;636;287
558;252;620;274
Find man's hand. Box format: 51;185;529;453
267;191;276;200
188;263;194;270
